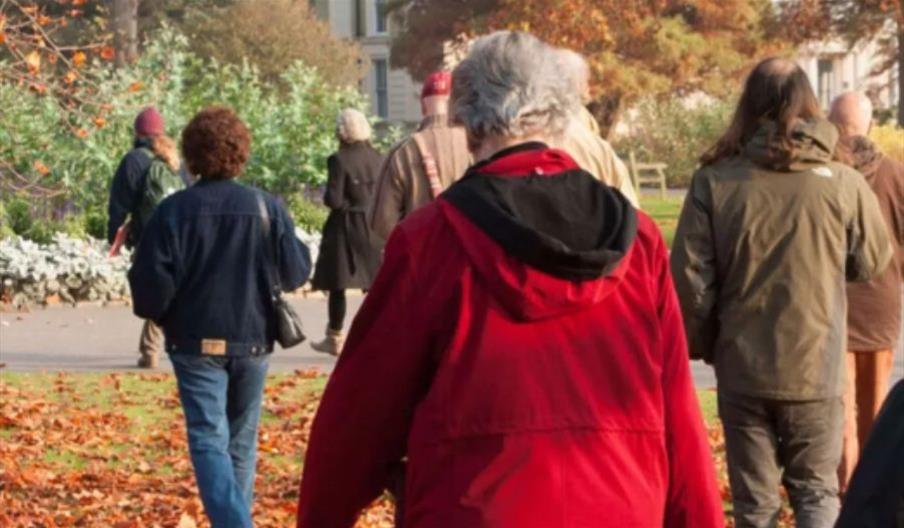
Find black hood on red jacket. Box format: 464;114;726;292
443;142;637;281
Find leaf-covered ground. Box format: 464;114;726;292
0;372;792;527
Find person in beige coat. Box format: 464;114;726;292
553;50;638;206
369;71;471;241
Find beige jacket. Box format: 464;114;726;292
555;107;638;207
369;115;471;240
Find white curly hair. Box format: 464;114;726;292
451;31;584;143
336;108;372;144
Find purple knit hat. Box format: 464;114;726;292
134;107;165;137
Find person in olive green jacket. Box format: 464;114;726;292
671;58;892;528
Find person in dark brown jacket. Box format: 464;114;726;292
368;71;471;241
310;109;384;355
671;58;892;528
829;91;904;493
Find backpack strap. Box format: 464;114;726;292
133;148;157;209
412;134;444;200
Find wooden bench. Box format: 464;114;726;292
628;151;668;200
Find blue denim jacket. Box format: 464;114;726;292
129;179;311;356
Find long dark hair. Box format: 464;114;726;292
701;58;823;166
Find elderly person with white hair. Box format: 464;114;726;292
309;108;384;355
296;32;723;527
553;50;639;206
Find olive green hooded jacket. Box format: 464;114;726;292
671;119;892;400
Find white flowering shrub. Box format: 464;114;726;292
296;228;322;271
0;230;322;308
0;235;131;309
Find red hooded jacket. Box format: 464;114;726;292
297;144;723;527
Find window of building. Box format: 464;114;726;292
374;59;389;119
818;59;835;108
375;0;389;34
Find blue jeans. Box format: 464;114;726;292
171;354;269;528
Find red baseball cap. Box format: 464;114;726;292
134;107;165;137
421;71;452;99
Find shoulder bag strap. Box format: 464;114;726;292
255;192;281;298
412;134;444;199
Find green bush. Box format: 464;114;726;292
0;202;16;240
83;206;108;241
1;27;386;235
287;195;330;234
4;199;33;237
613;96;734;188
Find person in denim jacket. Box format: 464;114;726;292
129;106;311;527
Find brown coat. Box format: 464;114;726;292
369;115;471;240
671;119;892;400
846;136;904;351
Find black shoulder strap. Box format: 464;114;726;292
132;148;156;210
256;192;282;297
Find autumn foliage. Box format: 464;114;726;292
1;0;115;198
390;0;786;135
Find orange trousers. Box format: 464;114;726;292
838;349;895;494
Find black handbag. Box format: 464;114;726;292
257;193;306;349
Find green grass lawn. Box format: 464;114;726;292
639;195;683;247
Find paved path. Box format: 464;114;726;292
0;296;361;375
2;298;902;389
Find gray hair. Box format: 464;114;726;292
451;31;583;142
336;108;372;143
557;49;591;103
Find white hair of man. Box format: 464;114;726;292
828;91;873;138
451;31;584;144
557;48;592;103
336;108;372;144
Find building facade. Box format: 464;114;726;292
796;38;899;113
312;0;423;124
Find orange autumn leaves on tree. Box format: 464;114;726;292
1;0;118;186
391;0;784;136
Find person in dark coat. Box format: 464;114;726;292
107;106;184;369
310;109;384;355
130;106;311;527
836;379;904;527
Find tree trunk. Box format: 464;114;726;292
111;0;139;67
898;27;904;127
587;93;623;140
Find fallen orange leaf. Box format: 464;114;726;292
33;160;50;175
25;50;41;74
